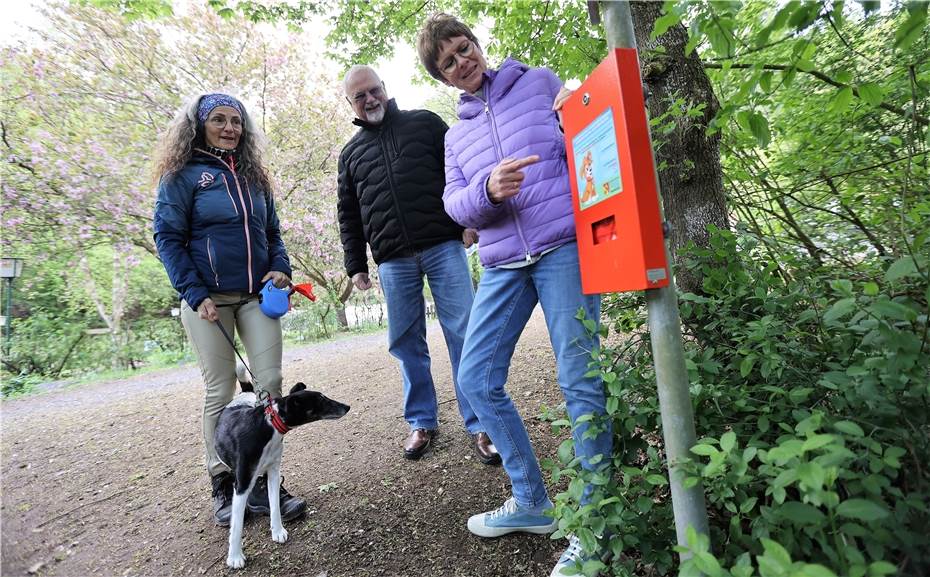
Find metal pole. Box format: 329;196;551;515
4;278;12;359
599;0;710;551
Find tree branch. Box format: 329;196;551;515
703;62;929;126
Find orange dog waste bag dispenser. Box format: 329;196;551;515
561;48;669;294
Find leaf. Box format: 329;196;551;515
798;461;826;490
720;431;737;453
824;298;856;323
652;11;681;39
868;561;898;576
833;421;865;437
761;538;792;567
831;86;854;113
835;498;890;521
694;551;722;576
883;446;906;468
740;354;757;377
830;279;854;297
748;112;771;148
691;443;719;456
557;438;574;464
778;501;826;524
646;474;669;486
863;282;879;296
895;3;928;50
870;300;918;321
885;256;918;282
760;71;773;92
857;83;884;107
800;565;839;577
802;434;835;452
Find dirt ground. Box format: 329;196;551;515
2;310;574;577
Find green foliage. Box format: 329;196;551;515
551;229;929;576
325;0;605;80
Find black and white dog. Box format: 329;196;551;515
214;380;350;569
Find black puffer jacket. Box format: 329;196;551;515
337;99;463;277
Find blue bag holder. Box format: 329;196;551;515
259;279;291;319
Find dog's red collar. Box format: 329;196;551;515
265;403;289;435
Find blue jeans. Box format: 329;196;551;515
457;242;612;509
378;240;480;432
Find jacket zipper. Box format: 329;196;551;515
206;236;220;287
388;126;400;159
221;174;239;215
482;85;532;262
229;167;254;292
379;129;412;251
198;148;254;292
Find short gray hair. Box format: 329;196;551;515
343;65;381;94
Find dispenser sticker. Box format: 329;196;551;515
572;108;622;211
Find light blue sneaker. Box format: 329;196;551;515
467;497;558;537
550;534;610;577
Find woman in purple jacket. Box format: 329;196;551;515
418;14;613;577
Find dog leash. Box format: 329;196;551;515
213;320;271;407
213;321;290;434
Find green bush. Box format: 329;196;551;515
548;229;929;577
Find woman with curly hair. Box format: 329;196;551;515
153;93;305;527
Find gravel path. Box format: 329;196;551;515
1;311;572;577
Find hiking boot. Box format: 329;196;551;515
247;475;307;521
211;472;233;527
550;534;610;577
466;496;557;538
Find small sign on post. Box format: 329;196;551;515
0;258;24;280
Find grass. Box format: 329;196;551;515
1;320;392;398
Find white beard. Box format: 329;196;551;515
365;105;385;124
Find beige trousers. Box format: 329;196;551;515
181;293;283;477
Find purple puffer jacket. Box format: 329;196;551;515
444;58;575;268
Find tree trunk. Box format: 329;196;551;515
336;305;349;329
631;2;729;294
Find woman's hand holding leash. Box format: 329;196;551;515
198;297;220;322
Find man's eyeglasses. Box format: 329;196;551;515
440;40;474;76
350;84;385;105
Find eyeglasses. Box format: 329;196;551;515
439;40;474;76
349;84;385;105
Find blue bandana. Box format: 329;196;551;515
197;93;244;124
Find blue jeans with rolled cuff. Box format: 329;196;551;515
456;241;613;510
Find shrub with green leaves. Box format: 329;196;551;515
548;229;928;577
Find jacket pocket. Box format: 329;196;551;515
206;236;220;287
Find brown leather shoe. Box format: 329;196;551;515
403;428;437;460
472;432;502;465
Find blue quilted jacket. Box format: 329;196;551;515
153;149;291;311
443;58;575;267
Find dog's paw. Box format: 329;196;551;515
226;552;246;569
272;527;289;543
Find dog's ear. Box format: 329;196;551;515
289;382;307;394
